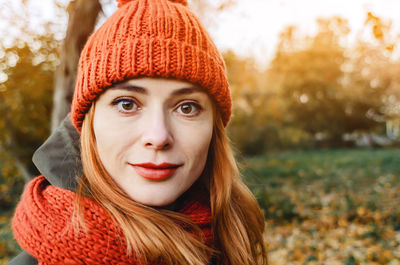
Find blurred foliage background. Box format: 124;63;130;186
1;0;400;264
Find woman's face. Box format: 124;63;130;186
93;77;214;206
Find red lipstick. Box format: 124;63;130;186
129;162;181;181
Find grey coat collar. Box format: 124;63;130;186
32;114;82;192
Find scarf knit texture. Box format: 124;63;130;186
12;176;213;264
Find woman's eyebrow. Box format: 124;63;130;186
111;84;148;94
171;87;203;96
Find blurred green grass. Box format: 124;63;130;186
242;148;400;221
0;210;21;265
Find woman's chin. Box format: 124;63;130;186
127;190;181;207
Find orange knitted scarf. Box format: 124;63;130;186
12;176;213;264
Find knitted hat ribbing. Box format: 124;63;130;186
71;0;231;130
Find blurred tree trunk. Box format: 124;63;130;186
51;0;102;132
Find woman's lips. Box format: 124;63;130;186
129;162;182;181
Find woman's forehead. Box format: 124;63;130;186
108;77;208;96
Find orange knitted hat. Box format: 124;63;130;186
71;0;231;130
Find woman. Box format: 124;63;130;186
11;0;267;264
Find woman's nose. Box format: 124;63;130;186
141;109;173;150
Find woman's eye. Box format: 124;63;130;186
177;102;201;116
112;98;139;113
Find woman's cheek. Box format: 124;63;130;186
182;121;213;157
